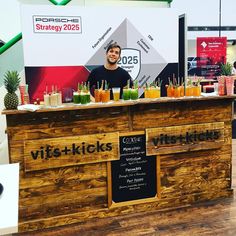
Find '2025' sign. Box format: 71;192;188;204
118;48;141;81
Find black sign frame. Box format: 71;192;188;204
107;131;160;208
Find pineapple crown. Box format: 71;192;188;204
221;62;233;76
4;71;21;93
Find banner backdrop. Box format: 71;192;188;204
20;5;178;101
196;37;227;78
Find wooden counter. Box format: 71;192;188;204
2;95;235;232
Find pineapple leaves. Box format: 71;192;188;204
221;62;233;76
4;70;21;93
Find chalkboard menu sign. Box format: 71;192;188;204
111;134;157;203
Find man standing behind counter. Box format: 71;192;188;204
87;43;133;100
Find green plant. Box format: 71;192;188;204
4;70;21;109
221;62;233;76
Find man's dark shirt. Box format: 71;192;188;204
87;66;133;98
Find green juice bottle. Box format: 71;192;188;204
123;88;131;100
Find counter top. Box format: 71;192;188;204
2;95;236;115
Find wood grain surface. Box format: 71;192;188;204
24;132;119;172
4;97;234;233
146;122;224;155
13;140;236;236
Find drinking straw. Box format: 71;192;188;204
101;80;104;90
97;81;99;89
105;80;108;90
173;77;177;86
87;81;90;91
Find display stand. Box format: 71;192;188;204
2;96;235;233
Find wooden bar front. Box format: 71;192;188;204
2;96;235;233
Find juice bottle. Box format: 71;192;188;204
180;86;184;97
112;87;120;101
155;87;161;98
144;88;150;98
167;85;174;97
149;87;155;98
185;86;193;96
94;89;102;102
101;89;110;103
130;88;139;100
86;91;90;103
24;84;30;104
174;86;181;97
192;85;201;96
123;88;131;100
80;92;87;104
73;92;80;104
151;87;160;98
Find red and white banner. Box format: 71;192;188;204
196;37;227;78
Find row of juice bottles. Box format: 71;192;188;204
166;85;201;97
72;78;202;105
73;81;140;104
166;77;201;97
73;83;91;104
94;80;112;103
144;79;162;98
43;85;62;106
60;77;202;106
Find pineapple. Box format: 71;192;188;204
4;71;21;109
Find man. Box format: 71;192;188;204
87;43;133;99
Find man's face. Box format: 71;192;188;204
106;47;121;65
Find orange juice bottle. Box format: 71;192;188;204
156;87;161;98
152;87;160;98
166;85;170;97
149;87;155;98
180;86;184;97
185;86;193;96
94;89;102;102
167;85;174;97
101;89;110;103
151;88;157;98
145;88;150;98
174;86;181;97
192;85;201;96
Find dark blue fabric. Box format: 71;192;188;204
87;66;133;98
